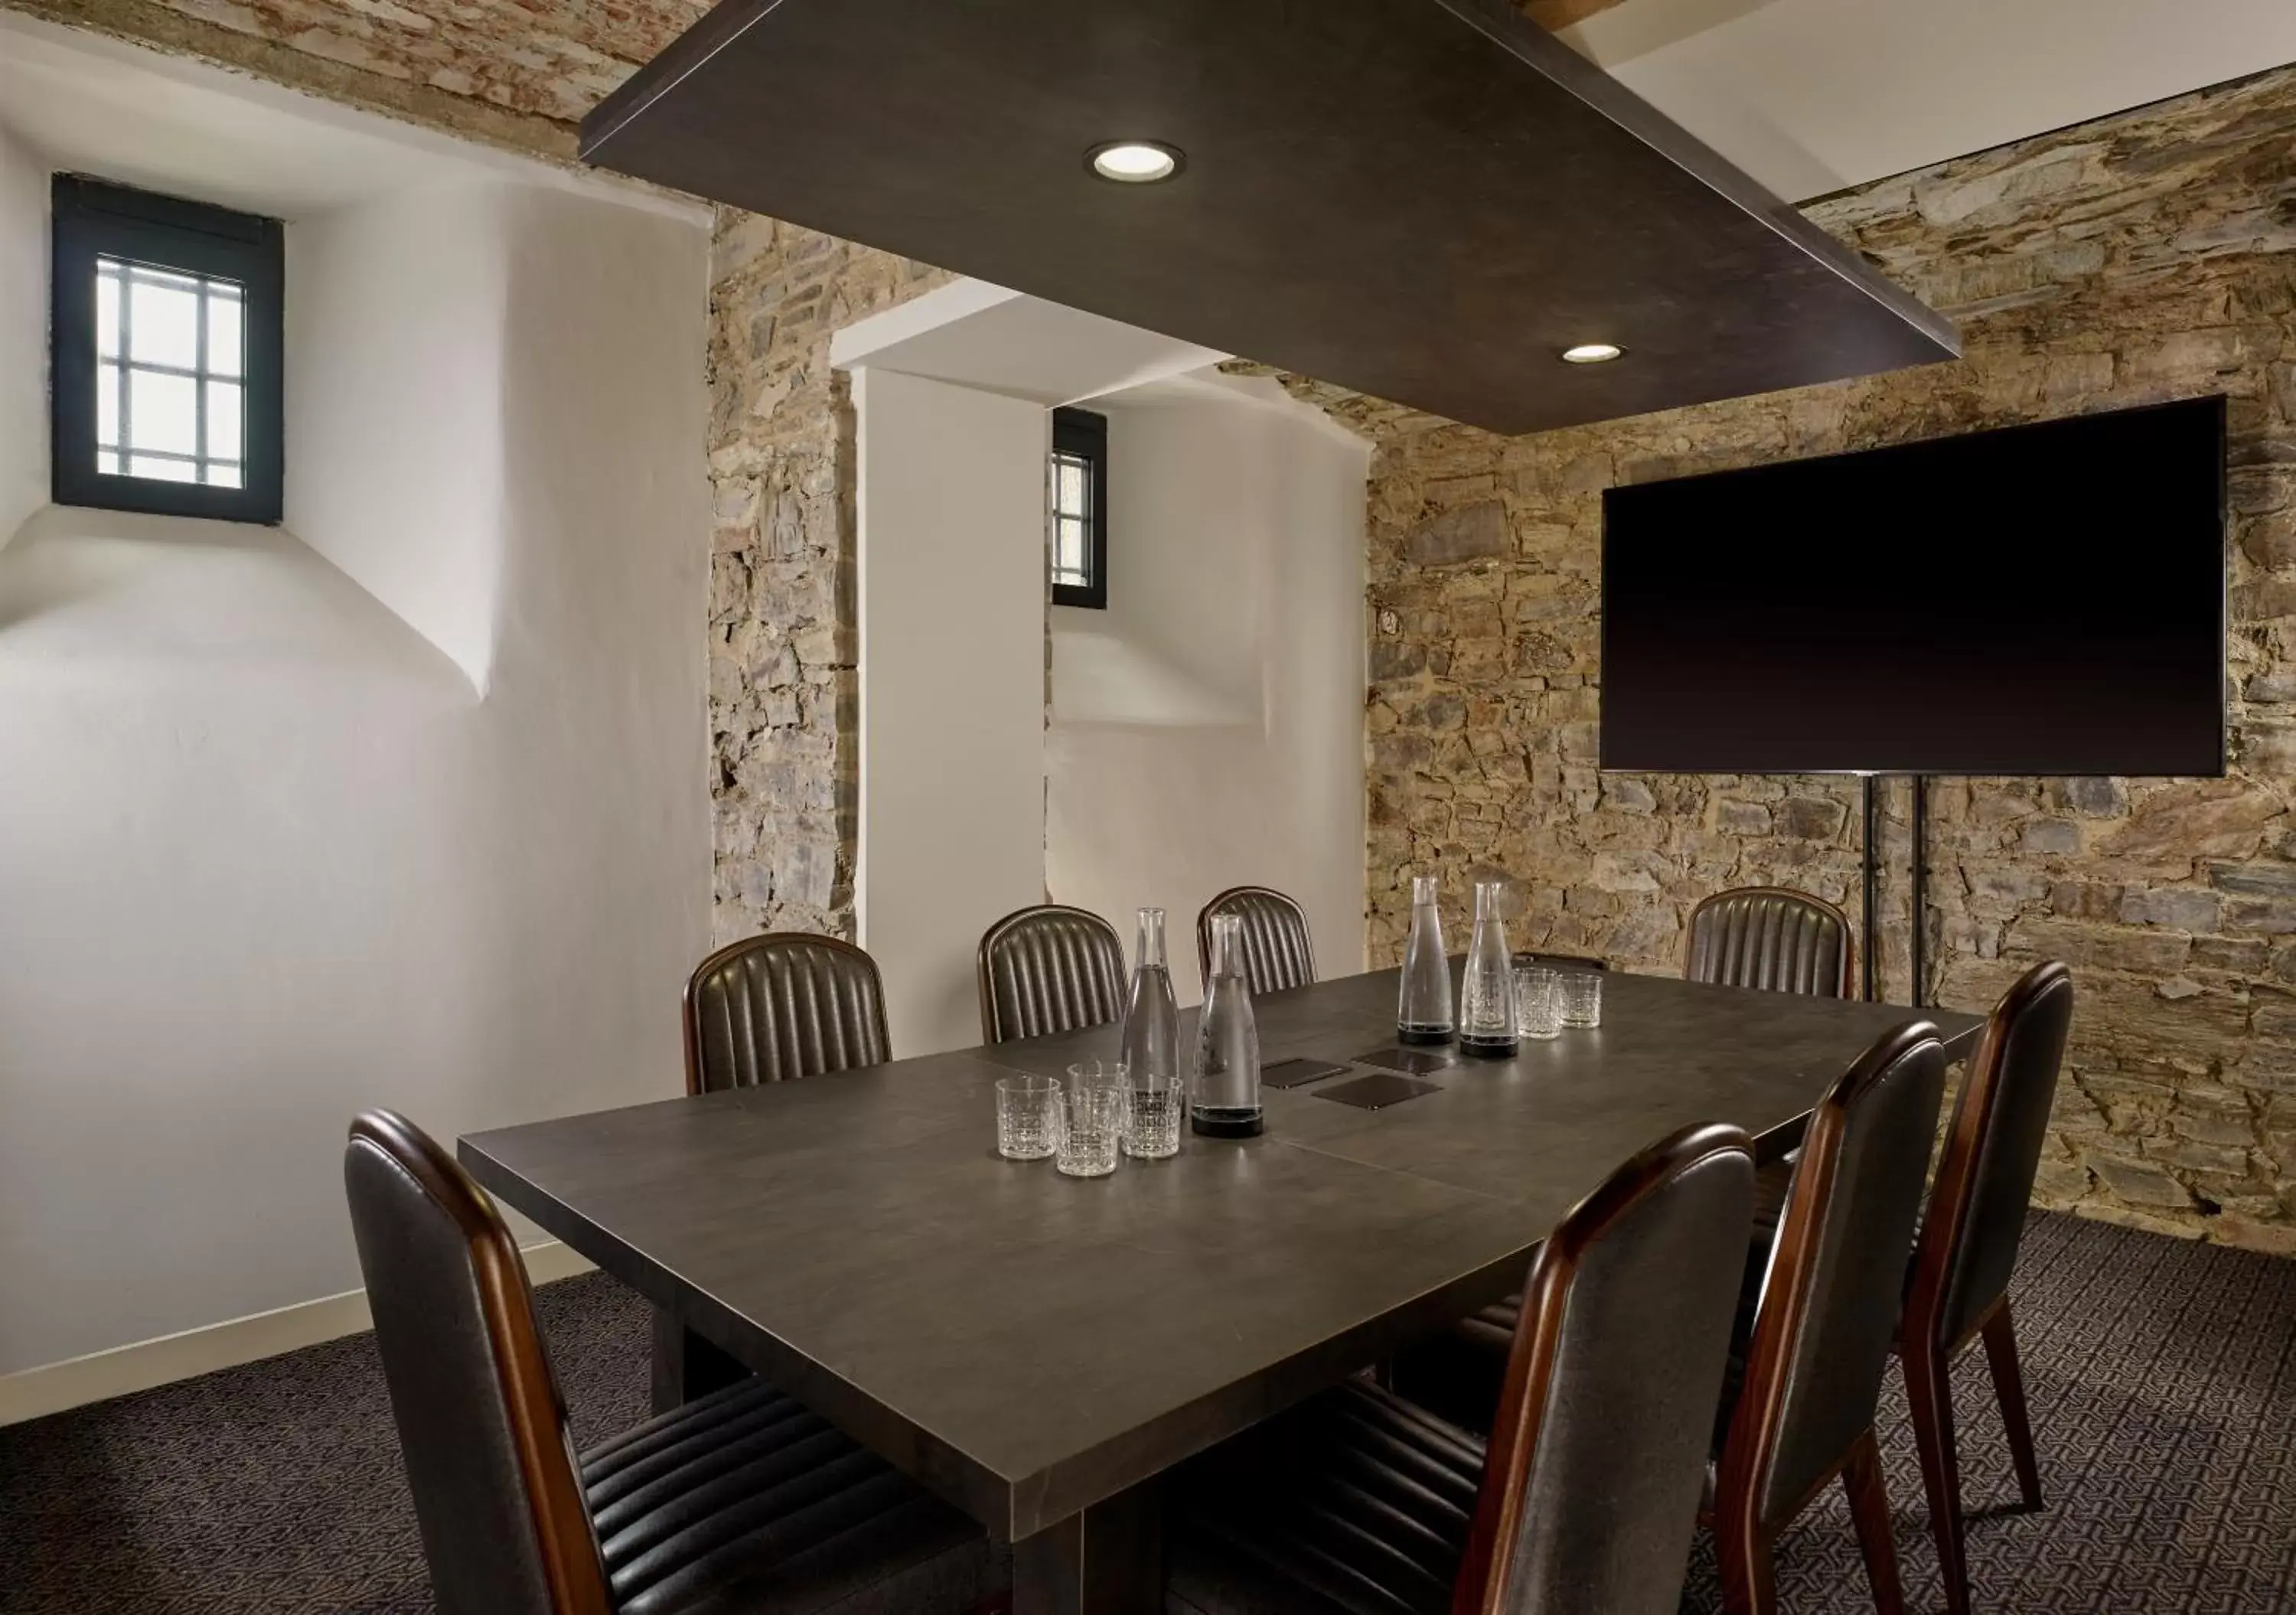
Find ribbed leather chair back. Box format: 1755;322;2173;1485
1459;1125;1756;1615
1916;961;2075;1352
1733;1023;1945;1527
1195;886;1316;997
977;905;1127;1044
344;1111;612;1615
1684;886;1852;998
683;933;892;1095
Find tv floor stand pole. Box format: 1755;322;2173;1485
1910;775;1928;1008
1859;773;1878;1003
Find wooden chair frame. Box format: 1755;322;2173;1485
1195;885;1316;991
1684;886;1855;1000
350;1111;615;1615
355;1111;1011;1615
1453;1123;1755;1615
974;903;1127;1046
1896;961;2068;1615
680;931;889;1096
1704;1022;1944;1615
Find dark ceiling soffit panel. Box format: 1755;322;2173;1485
1433;0;1959;356
579;0;1962;437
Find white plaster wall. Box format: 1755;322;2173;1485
285;181;509;691
0;122;44;543
0;163;709;1372
854;367;1049;1055
1046;374;1368;1002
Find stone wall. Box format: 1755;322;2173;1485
5;0;950;941
1345;64;2296;1255
703;216;950;938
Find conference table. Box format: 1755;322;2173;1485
460;964;1981;1614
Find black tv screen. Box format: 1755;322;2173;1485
1599;396;2226;776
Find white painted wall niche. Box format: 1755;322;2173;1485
1046;372;1370;1003
833;282;1367;1034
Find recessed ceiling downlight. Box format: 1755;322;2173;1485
1089;140;1182;183
1561;342;1624;365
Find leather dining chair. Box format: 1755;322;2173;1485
976;904;1127;1044
683;932;892;1095
1685;886;1854;999
1899;960;2073;1615
1707;1021;1946;1615
1684;887;1857;1270
671;935;893;1411
1165;1123;1758;1615
1196;886;1317;997
344;1111;1003;1615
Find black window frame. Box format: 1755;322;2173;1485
51;175;285;525
1050;406;1108;610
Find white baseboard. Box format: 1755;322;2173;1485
0;1240;595;1427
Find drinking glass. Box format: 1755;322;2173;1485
1561;971;1604;1029
1124;1067;1186;1160
1514;967;1564;1041
1058;1062;1127;1178
995;1073;1061;1160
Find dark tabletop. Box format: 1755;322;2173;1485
461;966;1978;1541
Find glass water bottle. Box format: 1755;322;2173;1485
1121;907;1184;1118
1397;875;1453;1045
1191;912;1264;1137
1457;878;1518;1058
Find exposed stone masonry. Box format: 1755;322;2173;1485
703;216;950;937
12;0;706;140
1334;64;2296;1254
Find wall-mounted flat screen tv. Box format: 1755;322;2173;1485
1599;396;2226;777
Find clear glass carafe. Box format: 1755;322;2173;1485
1121;907;1182;1086
1457;879;1518;1057
1191;913;1264;1137
1120;908;1186;1157
1397;875;1453;1045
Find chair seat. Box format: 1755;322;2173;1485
580;1380;1002;1615
1165;1380;1481;1615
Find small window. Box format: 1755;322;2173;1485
51;176;284;524
1049;406;1107;609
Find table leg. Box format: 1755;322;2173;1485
650;1308;752;1414
1012;1483;1163;1615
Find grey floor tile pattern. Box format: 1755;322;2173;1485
2;1212;2290;1613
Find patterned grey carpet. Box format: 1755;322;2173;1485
2;1212;2290;1613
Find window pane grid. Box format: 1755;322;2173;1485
95;258;248;489
1051;449;1094;590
